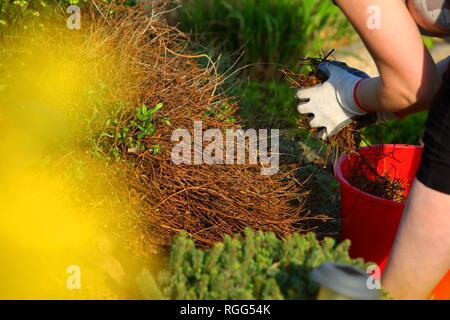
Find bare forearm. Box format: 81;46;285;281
382;65;450;299
335;0;440;114
382;180;450;299
359;56;449;116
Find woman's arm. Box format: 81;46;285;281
382;179;450;299
335;0;440;114
383;64;450;299
335;0;450;299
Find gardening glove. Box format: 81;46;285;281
296;61;398;140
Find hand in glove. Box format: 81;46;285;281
296;61;400;140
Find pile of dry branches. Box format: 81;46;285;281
81;1;326;250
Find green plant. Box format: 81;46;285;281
361;112;428;146
134;103;161;139
139;229;368;300
177;0;354;80
108;102;164;159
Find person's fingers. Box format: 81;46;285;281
320;62;352;83
295;85;321;101
328;60;348;68
324;62;349;81
328;60;370;78
308;116;324;129
297;101;316;115
318;62;331;77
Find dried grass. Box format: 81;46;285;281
81;1;326;251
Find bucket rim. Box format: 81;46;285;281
334;144;422;208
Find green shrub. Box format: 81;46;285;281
138;229;367;300
176;0;354;80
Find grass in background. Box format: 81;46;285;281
236;81;296;128
176;0;354;81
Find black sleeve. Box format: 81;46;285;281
416;63;450;194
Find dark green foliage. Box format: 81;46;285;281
142;229;366;300
361;112;427;146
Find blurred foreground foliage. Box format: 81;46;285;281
0;0;136;37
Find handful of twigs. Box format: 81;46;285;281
280;50;362;155
281;51;406;203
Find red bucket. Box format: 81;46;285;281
335;144;450;300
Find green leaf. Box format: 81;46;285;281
137;132;146;139
148;102;163;116
141;104;148;115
